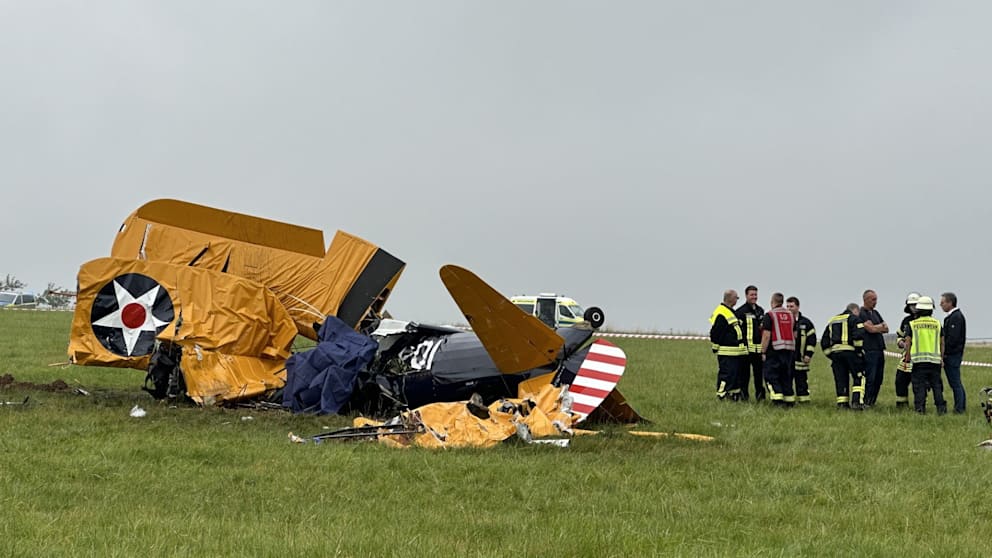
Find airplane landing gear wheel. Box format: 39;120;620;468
584;306;605;329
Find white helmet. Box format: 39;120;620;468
905;292;920;305
916;296;934;311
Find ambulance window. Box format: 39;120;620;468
558;304;574;318
514;303;534;315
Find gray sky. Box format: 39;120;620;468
3;2;991;337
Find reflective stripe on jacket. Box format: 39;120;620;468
821;312;864;357
794;314;816;370
710;304;747;356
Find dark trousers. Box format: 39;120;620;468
894;367;912;407
863;350;885;406
793;364;810;402
716;355;743;400
943;353;965;413
739;352;765;401
763;350;795;404
830;352;865;407
911;362;946;414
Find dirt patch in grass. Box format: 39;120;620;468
0;373;71;392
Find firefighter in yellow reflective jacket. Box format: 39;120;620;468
904;296;947;414
709;289;747;401
820;303;866;409
894;292;920;409
786;296;816;403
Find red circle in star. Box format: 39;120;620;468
121;302;147;329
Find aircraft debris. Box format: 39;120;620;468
347;383;579;449
66;199;641;430
628;431;715;442
529;439;570;447
129;405;146;418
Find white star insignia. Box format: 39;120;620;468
93;280;171;356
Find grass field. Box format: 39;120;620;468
3;310;992;556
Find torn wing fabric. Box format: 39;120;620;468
283;315;378;414
68;257;297;403
356;384;576;449
111;199;404;338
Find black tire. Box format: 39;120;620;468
584;306;605;329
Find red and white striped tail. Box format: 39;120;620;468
566;339;627;423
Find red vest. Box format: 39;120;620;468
768;307;796;351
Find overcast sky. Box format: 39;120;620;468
3;2;991;338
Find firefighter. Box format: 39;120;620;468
709;289;747;401
904;296;947;414
786;296;816;403
760;292;796;407
735;285;765;401
821;303;867;409
894;292;920;409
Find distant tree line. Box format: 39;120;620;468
2;274;25;290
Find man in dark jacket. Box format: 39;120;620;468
860;289;889;407
940;292;967;413
735;285;765;401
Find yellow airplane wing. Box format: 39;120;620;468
69;257;297;403
439;265;564;374
110;199;404;338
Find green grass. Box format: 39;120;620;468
3;311;992;556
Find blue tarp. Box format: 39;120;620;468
283;316;378;414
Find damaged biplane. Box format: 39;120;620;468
68;199;640;424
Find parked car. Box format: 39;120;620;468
0;291;43;309
509;293;604;329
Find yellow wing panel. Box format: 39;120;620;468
181;350;287;405
126;198;326;256
110;200;393;338
69;257;296;369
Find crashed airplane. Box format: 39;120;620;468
68;199;640;424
